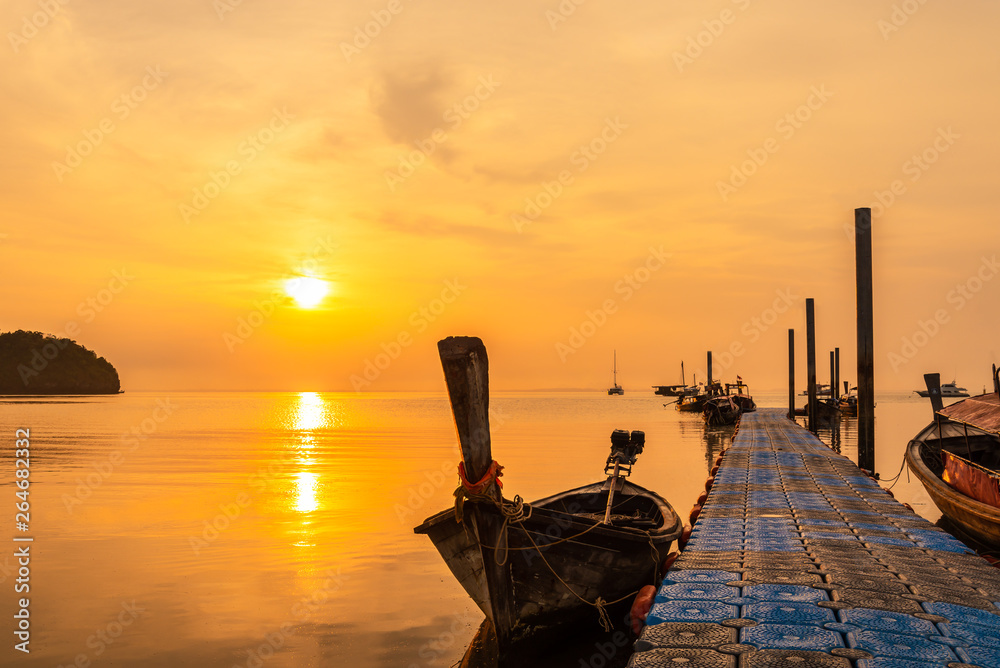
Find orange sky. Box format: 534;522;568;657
2;0;998;392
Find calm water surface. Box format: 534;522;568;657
0;390;951;666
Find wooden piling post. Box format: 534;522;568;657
830;351;836;404
437;336;515;649
788;329;795;420
855;207;876;474
707;351;713;395
923;373;944;414
806;298;817;431
834;347;841;402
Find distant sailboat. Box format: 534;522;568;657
653;361;699;397
608;350;624;395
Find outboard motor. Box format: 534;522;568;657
606;429;644;474
603;429;645;523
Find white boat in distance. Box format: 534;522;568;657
915;381;970;398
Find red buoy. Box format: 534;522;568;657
678;525;692;550
629;585;657;636
689;504;701;525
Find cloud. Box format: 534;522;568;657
372;64;453;145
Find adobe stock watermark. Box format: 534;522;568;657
717;85;833;202
8;0;71;54
673;0;752;73
545;0;588;31
180;107;294;223
52;66;168;182
213;0;246;21
878;0;930;40
17;268;135;388
384;75;501;192
512;117;628;233
843;127;959;239
556;246;669;362
692;287;800;379
56;601;146;668
887;255;998;372
189;448;304;555
223;235;335;352
61;399;177;513
393;405;507;524
407;609;481;668
340;0;413;62
350;278;467;391
233;567;347;668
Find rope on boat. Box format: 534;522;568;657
880;448;910;490
454;475;658;633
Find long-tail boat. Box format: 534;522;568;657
414;337;682;651
906;370;1000;548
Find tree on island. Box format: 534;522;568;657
0;330;121;394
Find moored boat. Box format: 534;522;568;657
725;379;756;413
838;382;858;416
905;371;1000;548
702;395;741;426
414;475;681;635
653;361;699;397
675;394;707;412
416;337;682;649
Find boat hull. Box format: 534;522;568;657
703;397;741;426
414;480;681;635
677;396;706;412
905;439;1000;548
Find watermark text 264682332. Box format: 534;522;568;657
179;107;294;223
13;428;32;654
51;66;168;182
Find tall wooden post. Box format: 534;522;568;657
829;351;836;404
806;298;817;431
923;373;944;414
788;329;795;420
707;351;713;395
834;347;841;401
855;207;875;474
437;337;515;649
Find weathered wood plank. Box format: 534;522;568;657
437;336;516;650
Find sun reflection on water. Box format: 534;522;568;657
294;391;327;432
295;470;319;513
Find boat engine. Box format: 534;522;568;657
606;429;644;476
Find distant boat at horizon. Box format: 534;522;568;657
653;361;699;397
608;350;623;395
915;380;970;398
799;383;832;397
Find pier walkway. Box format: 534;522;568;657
630;408;1000;668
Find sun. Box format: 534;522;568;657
285;277;329;308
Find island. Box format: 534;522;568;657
0;330;121;394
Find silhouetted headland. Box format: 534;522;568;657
0;330;121;394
